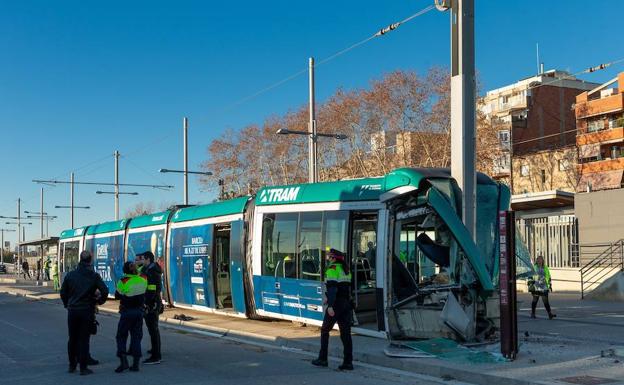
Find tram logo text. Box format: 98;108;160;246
259;187;300;204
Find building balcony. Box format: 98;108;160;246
577;126;624;146
579;157;624;173
576;93;624;119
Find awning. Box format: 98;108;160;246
578;143;600;158
18;237;59;247
577;170;624;192
511;190;575;211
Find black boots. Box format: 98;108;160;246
338;362;354;371
311;358;328;367
115;355;129;373
130;356;140;372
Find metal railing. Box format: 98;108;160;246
578;240;624;298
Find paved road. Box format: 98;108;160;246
0;294;449;385
517;292;624;344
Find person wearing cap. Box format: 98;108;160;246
136;251;163;364
114;261;148;373
312;248;354;371
60;250;109;376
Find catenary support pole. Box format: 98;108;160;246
450;0;476;239
184;117;189;205
70;172;74;228
114;150;120;220
308;57;318;183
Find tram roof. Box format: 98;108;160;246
127;211;170;229
60;227;88;240
171;196;250;223
253;168;495;206
85;219;129;235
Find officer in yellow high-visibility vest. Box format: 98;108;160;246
114;261;147;373
312;249;354;370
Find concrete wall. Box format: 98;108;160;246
575;188;624;244
516;267;619;293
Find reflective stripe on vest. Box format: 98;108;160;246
146;284;157;291
325;262;351;283
117;274;148;297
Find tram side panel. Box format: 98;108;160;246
126;227;167;295
84;232;125;297
168;223;216;309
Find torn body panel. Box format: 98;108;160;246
385;172;508;342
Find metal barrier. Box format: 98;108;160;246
578;240;624;298
516;216;578;268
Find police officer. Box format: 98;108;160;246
136;251;163;364
114;261;148;373
312;249;354;371
60;250;108;376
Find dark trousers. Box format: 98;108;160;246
531;293;552;315
318;300;352;364
144;310;161;359
116;308;144;358
67;310;93;370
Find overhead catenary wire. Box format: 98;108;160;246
218;4;437;112
528;57;624;91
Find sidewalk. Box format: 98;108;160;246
2;282;623;385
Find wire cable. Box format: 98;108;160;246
214;4;437;113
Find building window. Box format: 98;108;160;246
520;164;530;177
558;158;570;171
498;130;510;148
541;170;546;185
588;119;604;133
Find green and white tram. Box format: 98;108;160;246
58;168;510;341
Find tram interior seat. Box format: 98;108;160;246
416;232;450;267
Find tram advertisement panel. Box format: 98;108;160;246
168;224;215;308
85;234;124;296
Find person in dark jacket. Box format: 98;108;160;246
136;251;163;364
114;261;147;373
22;260;31;279
60;250;108;376
312;249;354;370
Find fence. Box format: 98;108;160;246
516;216;578;268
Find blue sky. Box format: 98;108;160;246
1;0;622;247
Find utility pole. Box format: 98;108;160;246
308;57;318;183
183;117;189;205
39;188;44;285
70;172;75;228
445;0;477;239
114;150;120;220
16;198;20;269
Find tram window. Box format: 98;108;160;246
64;241;80;272
351;214;377;290
299;212;322;281
262;213;298;278
323;211;349;255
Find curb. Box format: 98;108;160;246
0;287;561;385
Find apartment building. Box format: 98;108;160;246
483;70;597;194
575;72;624;192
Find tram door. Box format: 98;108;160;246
350;212;378;327
214;225;232;309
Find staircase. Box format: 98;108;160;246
579;240;624;299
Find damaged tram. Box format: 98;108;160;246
58;168;510;342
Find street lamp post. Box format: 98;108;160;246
276;57;348;183
55;204;90;229
159;168;212;205
276;128;347;183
